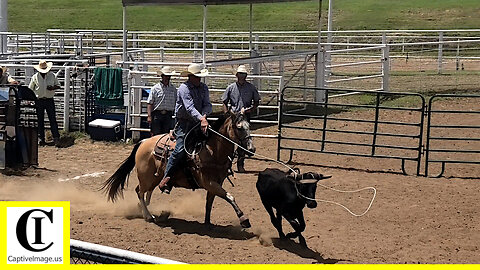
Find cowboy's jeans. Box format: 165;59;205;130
150;110;174;136
37;98;60;141
163;120;194;178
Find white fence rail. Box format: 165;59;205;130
127;68;283;140
71;239;184;264
1;29;480;140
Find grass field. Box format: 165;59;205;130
8;0;480;32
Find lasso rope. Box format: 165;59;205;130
207;126;377;217
183;122;202;156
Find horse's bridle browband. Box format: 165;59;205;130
234;119;252;146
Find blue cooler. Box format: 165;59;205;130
88;119;122;141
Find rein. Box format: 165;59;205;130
208;126;377;217
208;126;299;175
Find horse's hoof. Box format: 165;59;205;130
145;215;155;223
239;215;251;228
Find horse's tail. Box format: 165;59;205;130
101;141;142;202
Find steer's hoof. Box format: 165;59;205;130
286;232;297;239
239;215;251;228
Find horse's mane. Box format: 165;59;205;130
210;112;231;132
184;113;231;151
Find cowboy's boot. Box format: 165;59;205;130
158;176;172;194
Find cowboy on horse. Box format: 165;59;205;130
159;63;211;194
103;63;254;228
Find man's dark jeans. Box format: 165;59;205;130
36;98;60;141
150;110;174;136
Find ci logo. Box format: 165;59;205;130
15;209;54;252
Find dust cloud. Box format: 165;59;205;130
251;226;273;246
0;177;206;220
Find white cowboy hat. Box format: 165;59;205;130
235;65;249;75
34;60;53;73
157;66;178;76
180;63;209;77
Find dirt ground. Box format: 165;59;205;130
1;98;480;264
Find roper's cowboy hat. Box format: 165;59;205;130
235;65;249;75
157;66;178;76
180;63;209;77
34;60;53;73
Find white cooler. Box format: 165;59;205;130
88;119;122;141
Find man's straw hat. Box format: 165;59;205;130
180;63;209;77
235;65;249;75
34;60;53;73
157;66;178;76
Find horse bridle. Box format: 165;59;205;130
233;118;252;148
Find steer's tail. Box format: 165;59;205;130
101;141;142;202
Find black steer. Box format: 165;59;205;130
256;168;331;246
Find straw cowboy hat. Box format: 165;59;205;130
180;63;209;77
235;65;249;75
34;60;53;73
157;66;178;76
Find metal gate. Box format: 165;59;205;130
425;94;480;177
278;87;425;175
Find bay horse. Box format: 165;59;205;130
102;111;255;228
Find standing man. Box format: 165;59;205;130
147;66;178;136
159;63;212;194
29;60;61;146
222;65;260;173
0;66;18;85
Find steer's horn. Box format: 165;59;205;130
319;175;332;180
298;179;319;184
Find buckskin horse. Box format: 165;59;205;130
102;111;255;228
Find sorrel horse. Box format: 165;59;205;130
102;111;255;228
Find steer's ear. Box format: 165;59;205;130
298;179;319;184
287;168;300;176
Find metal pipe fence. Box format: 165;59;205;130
425;94;480;177
278;87;425;175
126;68;283;140
3;29;480;72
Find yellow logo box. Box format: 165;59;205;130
1;201;70;266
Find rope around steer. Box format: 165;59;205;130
295;184;376;217
207;126;377;217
